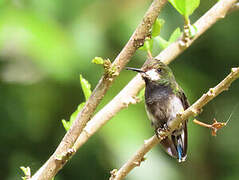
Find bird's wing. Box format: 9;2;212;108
177;87;190;110
175;87;189;161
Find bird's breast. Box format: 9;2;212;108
145;84;184;128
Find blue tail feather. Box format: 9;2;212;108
177;144;183;162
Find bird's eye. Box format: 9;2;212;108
157;68;162;73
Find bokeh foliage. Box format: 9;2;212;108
0;0;239;180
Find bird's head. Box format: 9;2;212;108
126;60;175;85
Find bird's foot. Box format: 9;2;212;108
155;124;171;140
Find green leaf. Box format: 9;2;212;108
69;103;85;123
139;38;153;52
61;119;71;131
80;75;92;101
169;0;200;17
152;19;165;37
137;88;145;102
92;57;104;65
144;38;153;52
62;75;91;131
62;103;85;131
168;27;182;43
155;36;169;49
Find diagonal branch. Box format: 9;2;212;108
73;0;238;151
31;0;168;179
110;67;239;180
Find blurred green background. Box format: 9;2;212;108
0;0;239;179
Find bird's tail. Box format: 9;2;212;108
160;122;187;162
174;135;187;162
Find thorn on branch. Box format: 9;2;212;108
133;96;142;104
208;88;215;96
134;29;151;49
223;85;230;91
176;112;183;118
133;38;146;49
55;148;76;164
191;108;202;116
133;157;146;167
122;96;139;107
231;67;239;76
140;157;146;163
109;169;118;180
144;139;150;145
133;161;140;166
144;16;153;28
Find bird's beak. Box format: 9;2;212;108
125;67;145;73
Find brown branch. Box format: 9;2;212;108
110;67;239;180
73;0;238;152
30;0;168;179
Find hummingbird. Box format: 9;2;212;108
126;59;189;162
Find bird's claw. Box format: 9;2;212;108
155;124;171;140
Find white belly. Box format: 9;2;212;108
169;95;184;120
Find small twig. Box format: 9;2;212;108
110;67;239;180
193;102;238;136
193;119;212;128
193;118;227;136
